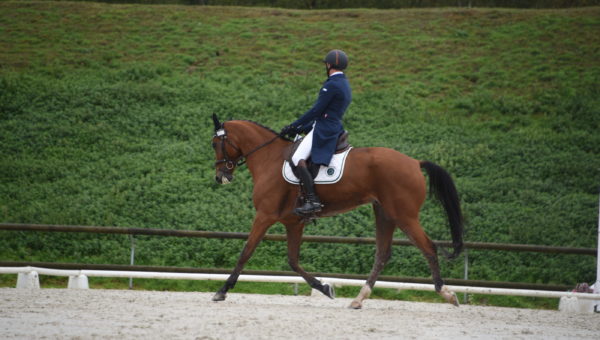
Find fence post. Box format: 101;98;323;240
463;248;469;304
68;274;89;289
16;270;39;289
594;189;600;312
129;235;135;290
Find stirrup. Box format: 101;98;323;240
294;201;322;215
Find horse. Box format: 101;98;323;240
210;114;463;308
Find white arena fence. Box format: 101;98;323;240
1;208;599;313
1;265;599;313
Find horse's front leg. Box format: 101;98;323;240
212;213;274;301
284;220;335;299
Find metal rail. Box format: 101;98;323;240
0;223;596;256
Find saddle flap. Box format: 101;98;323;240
289;161;320;179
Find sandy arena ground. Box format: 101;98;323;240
0;288;598;339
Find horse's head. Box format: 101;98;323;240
211;114;244;184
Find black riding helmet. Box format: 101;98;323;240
323;50;348;70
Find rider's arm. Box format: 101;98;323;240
292;84;337;131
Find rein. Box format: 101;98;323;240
214;127;281;170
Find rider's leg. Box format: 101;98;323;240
295;159;322;215
292;127;314;166
290;123;321;215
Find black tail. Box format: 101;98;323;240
420;161;464;259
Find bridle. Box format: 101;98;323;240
213;125;280;171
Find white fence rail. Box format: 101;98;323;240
2;266;600;305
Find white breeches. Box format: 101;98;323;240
291;124;315;166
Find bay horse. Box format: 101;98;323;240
210;114;463;308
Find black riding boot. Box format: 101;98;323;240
295;162;322;216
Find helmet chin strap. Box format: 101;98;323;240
325;63;333;77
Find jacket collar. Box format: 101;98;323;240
328;72;345;79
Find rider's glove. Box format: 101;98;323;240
280;125;298;138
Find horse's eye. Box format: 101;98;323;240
211;142;217;149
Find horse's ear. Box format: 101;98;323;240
212;113;221;131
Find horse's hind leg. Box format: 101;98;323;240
350;202;395;309
284;221;335;299
400;219;459;306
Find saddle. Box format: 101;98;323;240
286;131;351;178
283;131;351;223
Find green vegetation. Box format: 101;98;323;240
38;0;600;9
1;1;598;309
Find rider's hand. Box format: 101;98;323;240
280;125;297;138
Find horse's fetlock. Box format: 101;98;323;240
309;280;322;290
434;279;444;292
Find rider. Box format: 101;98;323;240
280;49;352;216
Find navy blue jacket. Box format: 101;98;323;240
291;73;352;166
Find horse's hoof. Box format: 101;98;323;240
212;292;227;302
323;284;335;299
449;293;460;307
439;286;460;307
349;300;362;309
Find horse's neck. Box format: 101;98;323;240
232;123;275;154
231;123;288;179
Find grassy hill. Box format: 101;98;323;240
1;1;599;306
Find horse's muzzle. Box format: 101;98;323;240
215;171;233;184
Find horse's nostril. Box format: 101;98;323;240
215;176;220;183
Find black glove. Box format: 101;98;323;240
280;125;298;138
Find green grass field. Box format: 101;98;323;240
1;1;599;308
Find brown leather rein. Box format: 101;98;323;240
213;127;281;170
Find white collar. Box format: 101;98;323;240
329;71;344;77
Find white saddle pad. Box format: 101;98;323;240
282;147;352;185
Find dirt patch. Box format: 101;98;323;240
1;288;598;339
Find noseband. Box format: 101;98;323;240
213;126;280;170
